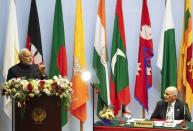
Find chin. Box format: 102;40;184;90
26;62;32;65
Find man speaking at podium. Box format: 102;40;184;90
151;86;191;122
7;48;47;81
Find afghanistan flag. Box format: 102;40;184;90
26;0;43;64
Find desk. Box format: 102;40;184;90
94;126;192;131
94;121;193;131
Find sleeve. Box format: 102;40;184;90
7;68;14;81
40;74;48;80
150;102;161;120
34;64;48;80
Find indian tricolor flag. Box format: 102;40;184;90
2;0;20;119
93;0;110;115
177;0;193;113
157;0;177;98
71;0;88;122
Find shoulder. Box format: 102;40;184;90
156;100;166;106
157;100;165;104
8;63;20;71
175;99;185;106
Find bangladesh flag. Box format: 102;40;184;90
49;0;67;126
110;0;131;116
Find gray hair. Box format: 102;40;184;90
166;86;178;96
18;48;30;60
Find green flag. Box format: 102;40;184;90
93;0;110;115
49;0;67;126
157;0;177;98
110;0;131;115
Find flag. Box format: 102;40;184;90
2;0;20;119
93;0;110;115
157;0;177;98
26;0;43;64
49;0;68;126
134;0;153;111
71;0;88;122
110;0;131;116
177;0;193;113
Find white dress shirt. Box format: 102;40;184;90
166;101;176;121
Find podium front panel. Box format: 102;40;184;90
14;95;61;131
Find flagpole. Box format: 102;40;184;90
80;122;83;131
142;108;145;119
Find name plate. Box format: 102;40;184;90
134;120;154;128
163;122;176;127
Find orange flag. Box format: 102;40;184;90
71;0;88;122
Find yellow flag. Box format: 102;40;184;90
71;0;88;122
2;0;20;119
177;0;193;112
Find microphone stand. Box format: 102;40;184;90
181;103;187;128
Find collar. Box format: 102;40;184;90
169;100;176;107
18;62;31;68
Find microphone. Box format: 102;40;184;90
183;102;191;121
180;103;187;128
184;103;185;120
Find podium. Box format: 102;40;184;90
14;95;61;131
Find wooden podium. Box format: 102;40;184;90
14;95;61;131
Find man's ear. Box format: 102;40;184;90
173;95;177;99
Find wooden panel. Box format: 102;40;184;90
15;95;61;131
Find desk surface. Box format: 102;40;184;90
94;121;193;131
94;126;192;131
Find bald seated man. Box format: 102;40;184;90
150;86;191;121
7;48;47;81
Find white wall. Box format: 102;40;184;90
0;0;192;131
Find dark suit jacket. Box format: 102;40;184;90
7;62;47;81
150;99;191;121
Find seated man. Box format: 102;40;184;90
150;86;191;122
7;48;47;80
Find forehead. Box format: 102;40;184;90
23;50;32;56
165;89;173;94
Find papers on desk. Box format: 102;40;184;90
153;120;183;127
163;122;176;127
153;121;165;126
173;120;183;124
127;118;145;123
127;119;183;127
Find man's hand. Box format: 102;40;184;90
38;64;46;75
